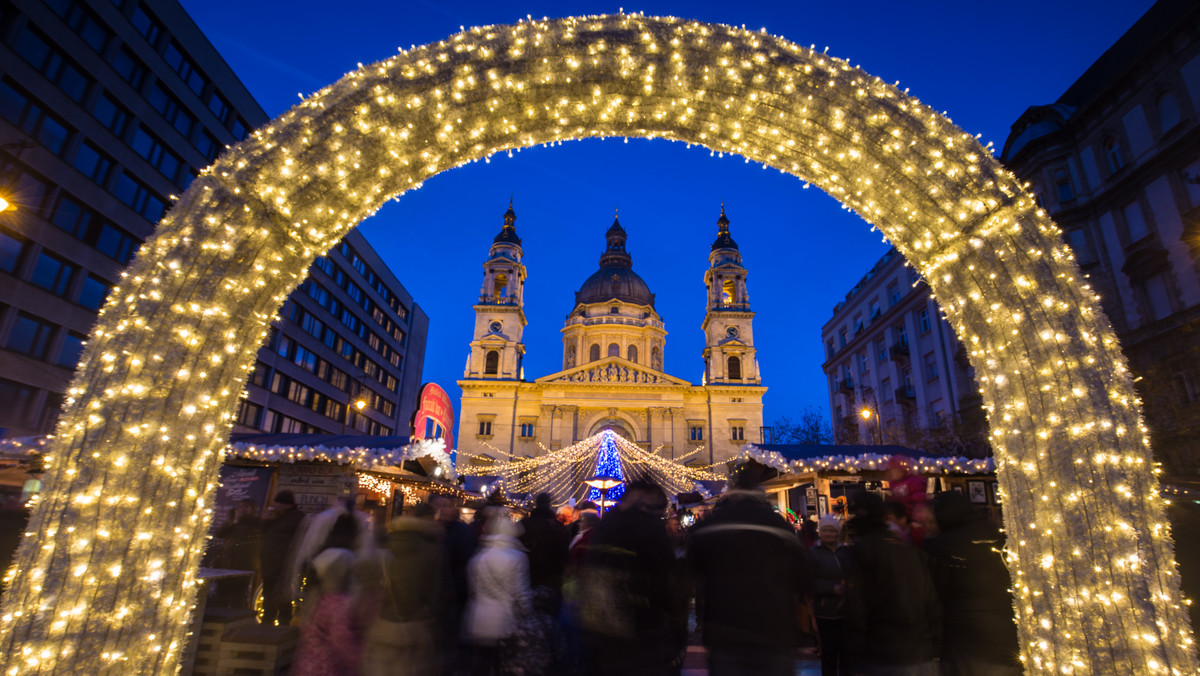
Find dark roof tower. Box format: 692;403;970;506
711;204;739;251
493;197;522;246
574;213;655;308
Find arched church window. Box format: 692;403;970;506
627;345;638;363
728;356;742;380
493;273;508;298
608;343;620;358
589;344;601;362
722;279;736;304
484;350;499;375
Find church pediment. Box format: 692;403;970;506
537;357;690;386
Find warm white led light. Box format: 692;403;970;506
0;13;1192;674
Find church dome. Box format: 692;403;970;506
575;266;656;307
573;215;655;308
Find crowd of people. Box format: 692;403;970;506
210;460;1021;676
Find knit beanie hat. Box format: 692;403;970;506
818;514;842;533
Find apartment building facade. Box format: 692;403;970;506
820;248;984;454
1000;0;1200;473
0;0;427;438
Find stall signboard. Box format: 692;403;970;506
412;382;455;450
212;465;276;531
274;463;358;515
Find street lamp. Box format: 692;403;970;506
0;196;10;212
859;407;882;445
584;473;623;513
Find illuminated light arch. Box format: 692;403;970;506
0;13;1193;674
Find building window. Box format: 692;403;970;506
896;325;908;347
839;329;847;347
731;425;744;441
1053;168;1074;203
587;343;599;362
919;309;931;334
1158;92;1182;134
73;141;114;185
930;404;945;428
0;80;72;156
109;47;147;89
131;125;182;183
878;344;888;362
0;229;27;274
5;313;54;359
827;340;835;358
925;353;938;381
888;283;901;307
91;91;131;138
1103;137;1124;173
627;344;638;363
77;274;110;310
608;343;620;358
477;420;493;436
689;425;704;441
858;352;868;375
236;400;262;428
112;172;165;221
728;356;742;380
484;350;499;375
1141;273;1173;323
1123;201;1148;243
162;40;206;96
147;81;196;138
56;331;85;368
31;251;75;297
1066;229;1095;264
520;423;535;438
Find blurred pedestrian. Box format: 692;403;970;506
885;455;932;544
260;490;306;626
215;498;261;607
844;491;940;676
580;481;684;675
520;493;570;608
360;502;443;676
430;492;476;674
689;463;811;676
464;509;533;675
811;515;852;676
924;491;1021;675
292;515;363;676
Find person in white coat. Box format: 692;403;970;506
463;507;532;674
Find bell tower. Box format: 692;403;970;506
464;200;527;380
702;206;760;384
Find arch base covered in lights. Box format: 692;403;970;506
0;13;1194;675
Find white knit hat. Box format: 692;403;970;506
818;514;842;532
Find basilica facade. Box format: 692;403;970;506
457;203;766;465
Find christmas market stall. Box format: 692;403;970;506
737;443;998;524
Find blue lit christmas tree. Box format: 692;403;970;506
586;430;625;508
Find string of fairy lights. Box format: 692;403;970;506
0;12;1192;675
459;430;722;505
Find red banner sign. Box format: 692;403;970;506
412;382;455;450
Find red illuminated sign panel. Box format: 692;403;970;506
412;382;455;450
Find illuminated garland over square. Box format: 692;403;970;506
0;13;1192;674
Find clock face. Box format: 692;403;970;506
489;321;503;333
726;326;739;338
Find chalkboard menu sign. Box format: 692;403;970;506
212;465;276;532
274;463;358;515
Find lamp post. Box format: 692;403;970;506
584;474;623;513
860;407;882;445
342;375;369;435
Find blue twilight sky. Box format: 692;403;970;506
179;0;1154;437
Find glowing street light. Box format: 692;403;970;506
0;196;10;212
584;473;623;512
859;406;881;445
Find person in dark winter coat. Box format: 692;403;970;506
924;491;1021;675
580;481;684;676
215;498;261;607
520;493;570;601
689;464;813;676
844;491;940;676
260;490;306;625
811;515;853;676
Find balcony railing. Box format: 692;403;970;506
839;378;856;392
895;386;916;401
477;296;519;306
889;342;910;359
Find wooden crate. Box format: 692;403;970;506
216;624;299;676
192;608;257;676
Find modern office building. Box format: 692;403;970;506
457;204;765;464
1000;0;1200;474
820;248;986;455
0;0;427;438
